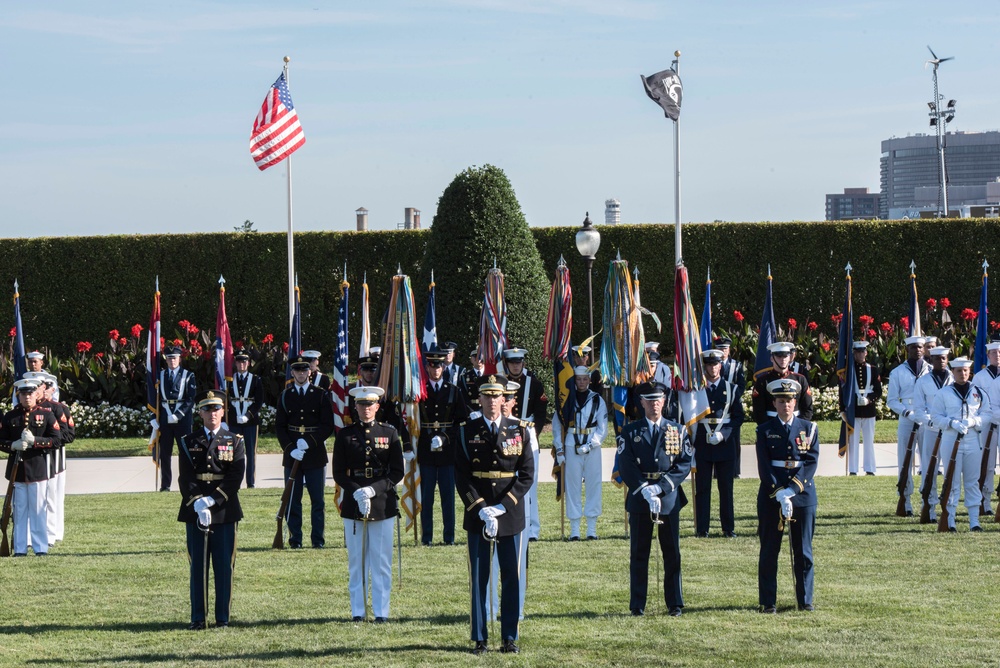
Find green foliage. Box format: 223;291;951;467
420;165;549;369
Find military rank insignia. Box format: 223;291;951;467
501;434;523;457
663;426;681;456
374;437;389;449
217;444;233;462
796;431;809;453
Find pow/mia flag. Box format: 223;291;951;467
640;68;683;121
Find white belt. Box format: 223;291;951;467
766;410;800;417
771;460;801;469
702;418;730;425
567;427;594;435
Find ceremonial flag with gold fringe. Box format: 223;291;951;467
478;265;507;375
908;261;922;337
837;264;856;458
673;263;711;428
214;277;233;391
543;257;573;501
974;261;989;372
379;272;426;536
358;272;371;359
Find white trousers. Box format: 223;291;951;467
941;435;984;528
565;446;602;534
343;517;394;618
919;428;942;508
13;481;48;555
528;445;540;539
46;469;66;543
848;417;876;474
896;418;922;512
980;425;998;510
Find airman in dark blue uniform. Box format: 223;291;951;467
617;381;692;617
756;378;819;613
456;374;534;655
178;390;245;629
226;349;264;488
157;345;197;491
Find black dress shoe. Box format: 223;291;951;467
569;536;580;542
866;472;875;476
668;606;682;617
12;553;26;557
759;606;777;614
217;621;229;628
971;525;984;532
444;541;455;546
904;510;914;517
849;472;857;476
159;487;170;492
421;542;432;547
734;474;741;479
723;531;737;538
948;527;958;533
312;543;324;549
373;617;388;624
188;621;206;630
289;543;302;549
695;531;709;538
352;616;364;622
586;535;598;541
630;608;644;616
798;604;814;612
528;537;538;543
247;484;255;489
472;641;488;655
501;639;519;654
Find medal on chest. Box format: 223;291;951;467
217;443;233;462
796;431;809;453
663;425;681;456
501;433;523;457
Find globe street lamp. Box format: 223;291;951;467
575;212;601;340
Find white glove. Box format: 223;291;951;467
489;504;506;518
353;487;375;503
646;494;662;515
555;452;566;466
295;438;309;451
149;418;159;430
237;415;249;424
479;507;496;522
357;497;371;516
197;507;212;527
708;432;724;445
483;514;498;538
963;416;980;431
193;497;215;513
781;496;794;519
430;435;444;451
10;439;28;452
857;396;869;407
952;419;969;435
641;485;663;502
21;429;34;446
402;450;416;462
290;448;305;461
167;413;178;424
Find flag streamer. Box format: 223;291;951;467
332;278;350;432
599;257;648;387
837;265;856;458
543;259;573;361
378;274;427;403
673;263;711;427
478;267;508;374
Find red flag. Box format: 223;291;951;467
214;280;233;390
250;72;305;171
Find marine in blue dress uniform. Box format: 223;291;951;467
157;345;197;491
617;381;692;617
276;355;335;548
693;349;744;537
178;390;245;629
714;336;747;478
456;374;535;655
756;378;819;613
226;349;264;488
332;386;405;622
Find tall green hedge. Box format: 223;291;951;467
2;218;997;359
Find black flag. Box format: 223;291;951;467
641;68;683;121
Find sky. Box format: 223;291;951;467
3;1;999;238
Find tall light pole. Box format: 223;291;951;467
575;212;601;340
926;46;956;217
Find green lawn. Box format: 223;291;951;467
2;477;999;667
18;420;903;460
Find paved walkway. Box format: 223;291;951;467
64;440;901;495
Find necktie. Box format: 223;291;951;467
709;383;717;393
490;422;497;436
434;382;440;393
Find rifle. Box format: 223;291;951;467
0;453;22;557
272;459;301;549
896;423;920;517
937;431;963;532
978;424;996;515
919;431;943;524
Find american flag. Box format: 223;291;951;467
331;279;349;432
250;72;305;171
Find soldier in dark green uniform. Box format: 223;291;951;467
177;390;245;629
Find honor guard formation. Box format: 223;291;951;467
7;324;1000;656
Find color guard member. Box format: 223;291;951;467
227;349;264;488
157;345;197;491
886;335;929;515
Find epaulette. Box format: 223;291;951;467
459;421;467;427
518;419;534;428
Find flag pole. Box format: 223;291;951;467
283;55;296;334
672;50;682;266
